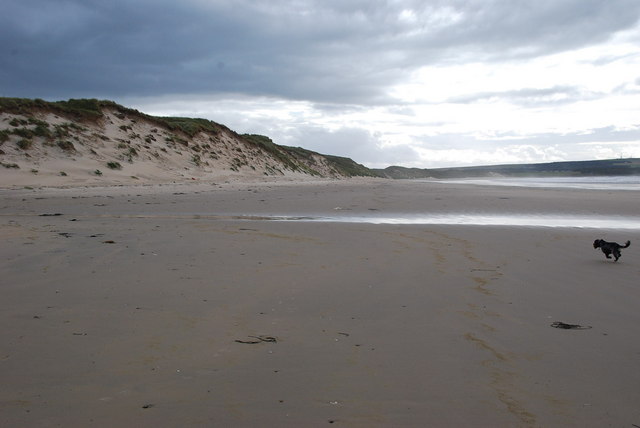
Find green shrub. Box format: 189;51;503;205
53;124;71;138
12;127;34;139
94;169;103;176
107;161;122;170
33;124;52;138
243;134;300;171
0;129;9;143
126;147;138;162
57;140;75;151
17;139;32;150
27;117;49;127
158;117;221;137
53;99;105;120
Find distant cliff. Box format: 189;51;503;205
0;97;376;186
374;158;640;179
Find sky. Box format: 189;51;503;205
2;0;640;169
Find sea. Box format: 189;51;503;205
422;175;640;191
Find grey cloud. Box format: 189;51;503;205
590;51;640;66
414;125;640;156
269;124;419;168
443;0;640;58
2;0;640;103
447;85;602;106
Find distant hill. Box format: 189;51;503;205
0;97;376;187
374;158;640;179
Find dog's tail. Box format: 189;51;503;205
622;240;631;248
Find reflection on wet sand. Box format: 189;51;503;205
71;212;640;229
305;213;640;229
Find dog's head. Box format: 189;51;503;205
593;239;603;249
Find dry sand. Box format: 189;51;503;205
1;179;639;427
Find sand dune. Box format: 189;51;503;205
1;101;362;189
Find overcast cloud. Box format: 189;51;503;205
2;0;640;167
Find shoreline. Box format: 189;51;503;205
1;179;639;427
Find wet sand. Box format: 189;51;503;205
1;179;639;427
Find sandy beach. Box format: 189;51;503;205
1;178;639;427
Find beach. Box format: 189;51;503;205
1;178;639;427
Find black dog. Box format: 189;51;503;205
593;239;630;262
